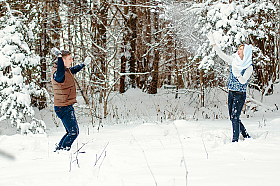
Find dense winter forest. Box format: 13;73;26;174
1;1;280;185
0;0;279;131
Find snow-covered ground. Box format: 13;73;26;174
1;87;280;186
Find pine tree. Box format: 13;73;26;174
0;2;46;133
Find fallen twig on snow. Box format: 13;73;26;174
202;139;209;159
130;132;158;186
172;122;188;186
201;127;209;159
69;138;96;172
94;142;109;168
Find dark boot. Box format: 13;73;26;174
54;144;63;152
242;132;251;139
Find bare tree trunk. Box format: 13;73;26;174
129;0;137;88
120;56;126;93
175;42;179;99
119;0;129;92
149;5;159;94
96;0;109;117
200;70;204;107
38;0;48;109
144;2;151;92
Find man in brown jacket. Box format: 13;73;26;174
51;48;91;151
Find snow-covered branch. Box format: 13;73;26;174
247;94;278;111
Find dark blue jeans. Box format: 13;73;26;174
228;90;248;142
54;105;79;149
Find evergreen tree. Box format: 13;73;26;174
0;2;46;133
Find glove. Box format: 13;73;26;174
51;47;62;56
83;57;91;66
207;32;215;45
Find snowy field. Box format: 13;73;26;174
1;88;280;186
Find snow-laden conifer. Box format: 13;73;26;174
0;2;46;134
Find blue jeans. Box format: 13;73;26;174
54;105;79;149
228;90;248;142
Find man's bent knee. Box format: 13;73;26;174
70;131;78;138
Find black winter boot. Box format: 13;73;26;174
54;144;63;152
242;132;251;139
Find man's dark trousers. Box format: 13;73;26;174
55;105;79;149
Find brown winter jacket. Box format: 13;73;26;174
51;64;77;107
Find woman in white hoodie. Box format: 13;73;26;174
207;33;252;142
